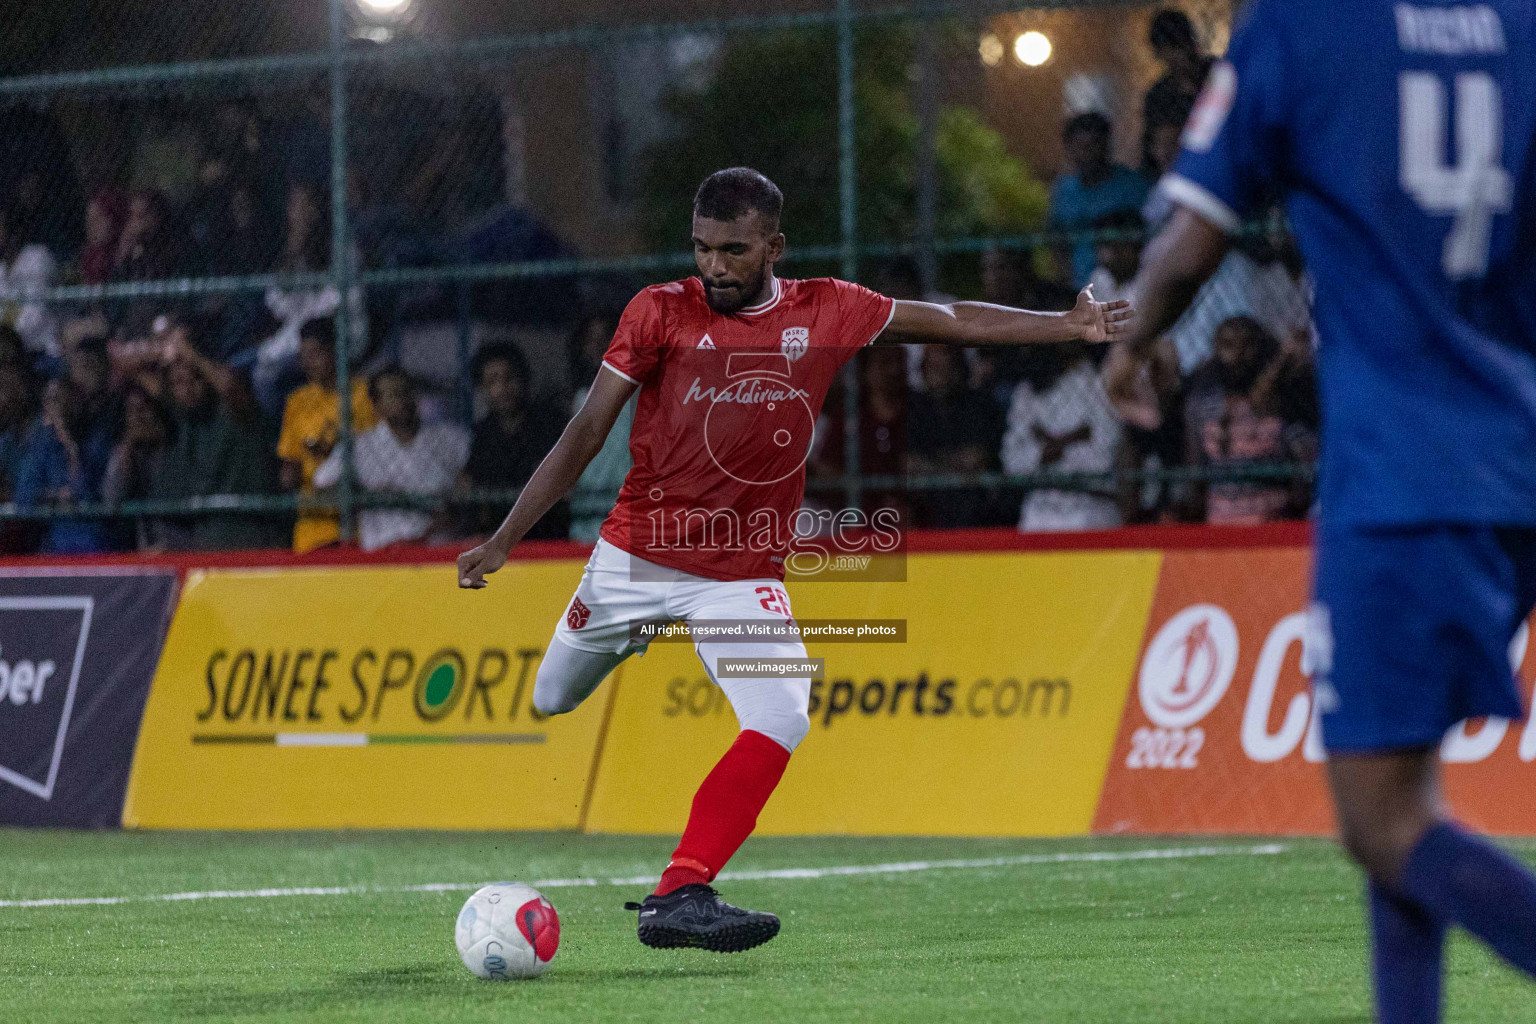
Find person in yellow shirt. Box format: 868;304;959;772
276;319;375;551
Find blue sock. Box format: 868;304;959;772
1369;882;1445;1024
1400;821;1536;978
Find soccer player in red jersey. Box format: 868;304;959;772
457;167;1129;952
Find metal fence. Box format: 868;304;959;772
0;0;1314;554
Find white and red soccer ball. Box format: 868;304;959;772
455;883;560;980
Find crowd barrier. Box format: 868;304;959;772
4;524;1534;835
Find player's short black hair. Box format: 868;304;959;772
1149;9;1198;52
367;363;414;401
1063;111;1112;144
471;340;530;386
299;317;336;351
693;168;784;229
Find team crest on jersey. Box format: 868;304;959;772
780;327;809;362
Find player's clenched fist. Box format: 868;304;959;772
457;540;508;589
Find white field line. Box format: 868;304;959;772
0;842;1289;910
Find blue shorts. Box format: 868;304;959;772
1313;524;1536;753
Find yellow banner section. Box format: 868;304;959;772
584;550;1162;837
124;562;606;829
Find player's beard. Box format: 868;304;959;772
702;263;769;315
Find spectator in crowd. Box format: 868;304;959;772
1140;111;1191;228
1250;221;1316;392
973;245;1077;410
1142;112;1188;185
1103;331;1184;523
0;358;36;500
110;190;186;342
1162;231;1312;374
64;335;119;438
101;383;174;550
0;204;60;359
128;105;203;211
315;366;468;552
461;341;569;540
1001;342;1123;532
0;359;39;553
0;324;29;374
1049;112;1150;288
873;257;959;391
809;344;909;519
1085;209;1144;304
190;177;278;364
143;337;278;550
249;181;366;417
112;190;182;283
14;375;116;553
564;314;631;541
277;319;376;552
0;104;84;258
196;101;282;226
191;177;275;279
1143;9;1215;143
1183;316;1317;524
907;345;1006;528
78;189;127;286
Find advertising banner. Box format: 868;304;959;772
0;570;176;827
1092;548;1536;836
584;550;1162;836
123;561;610;829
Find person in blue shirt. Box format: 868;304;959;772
14;375;115;553
1049;112;1150;287
1119;2;1536;1020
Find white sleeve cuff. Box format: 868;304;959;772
601;360;640;385
864;300;898;347
1160;174;1243;234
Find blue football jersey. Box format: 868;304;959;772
1168;0;1536;527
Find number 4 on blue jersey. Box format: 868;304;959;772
1165;0;1536;528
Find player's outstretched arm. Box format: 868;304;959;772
883;285;1131;347
1118;205;1230;354
456;366;638;589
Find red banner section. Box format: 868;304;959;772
1093;548;1536;837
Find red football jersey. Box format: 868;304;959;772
598;275;895;581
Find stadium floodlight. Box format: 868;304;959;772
1013;31;1052;67
978;33;1005;68
352;0;415;25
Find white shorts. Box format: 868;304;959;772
548;538;812;750
553;539;797;655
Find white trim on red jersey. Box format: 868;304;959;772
736;275;783;317
863;299;898;348
601;359;641;385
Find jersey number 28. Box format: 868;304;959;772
1399;71;1512;280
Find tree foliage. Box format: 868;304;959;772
640;27;1046;254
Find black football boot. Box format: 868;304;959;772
624;884;781;952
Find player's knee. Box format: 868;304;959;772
742;706;810;753
1336;809;1432;884
532;665;580;717
531;684;578;717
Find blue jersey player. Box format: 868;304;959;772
1121;2;1536;1020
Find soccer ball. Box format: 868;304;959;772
454;883;560;980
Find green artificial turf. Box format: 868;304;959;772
0;831;1530;1022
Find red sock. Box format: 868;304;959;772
654;730;791;896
